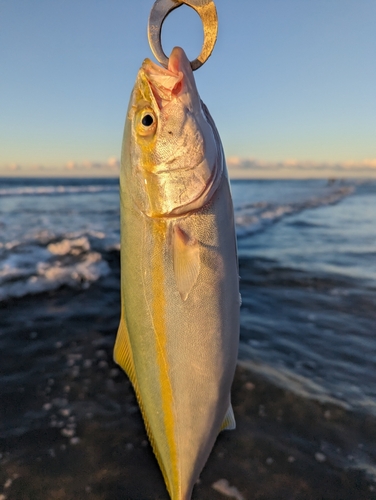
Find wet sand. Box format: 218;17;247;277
1;251;375;499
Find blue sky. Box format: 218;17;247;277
1;0;375;178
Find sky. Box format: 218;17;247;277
1;0;375;178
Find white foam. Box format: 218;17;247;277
0;252;110;301
87;230;106;239
0;234;111;301
0;263;28;282
0;185;118;197
47;237;90;256
235;186;354;237
36;251;109;284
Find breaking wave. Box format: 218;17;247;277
235;186;354;237
0;179;356;302
0;234;111;302
0;185;118;197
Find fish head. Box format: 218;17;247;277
123;47;222;217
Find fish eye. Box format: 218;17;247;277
136;108;157;137
142;114;154;127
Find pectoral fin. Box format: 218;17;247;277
172;224;200;301
220;404;236;431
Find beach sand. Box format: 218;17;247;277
1;251;375;500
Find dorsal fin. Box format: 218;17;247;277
172;224;200;301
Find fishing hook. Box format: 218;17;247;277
148;0;218;71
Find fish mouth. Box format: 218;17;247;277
141;47;193;109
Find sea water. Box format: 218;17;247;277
0;177;375;419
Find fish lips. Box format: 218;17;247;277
141;47;200;111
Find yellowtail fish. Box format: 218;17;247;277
114;46;240;500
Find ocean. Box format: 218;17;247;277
1;176;375;499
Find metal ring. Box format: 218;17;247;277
148;0;218;71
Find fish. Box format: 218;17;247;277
113;46;240;500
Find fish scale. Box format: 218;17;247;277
114;47;239;500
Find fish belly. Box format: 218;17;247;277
115;173;239;499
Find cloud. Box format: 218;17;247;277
63;158;121;174
65;161;76;170
0;157;121;177
226;157;376;178
8;163;21;171
55;156;120;177
107;157;120;170
2;157;375;179
227;156;242;167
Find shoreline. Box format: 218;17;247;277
1;259;375;499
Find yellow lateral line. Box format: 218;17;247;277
152;219;180;498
